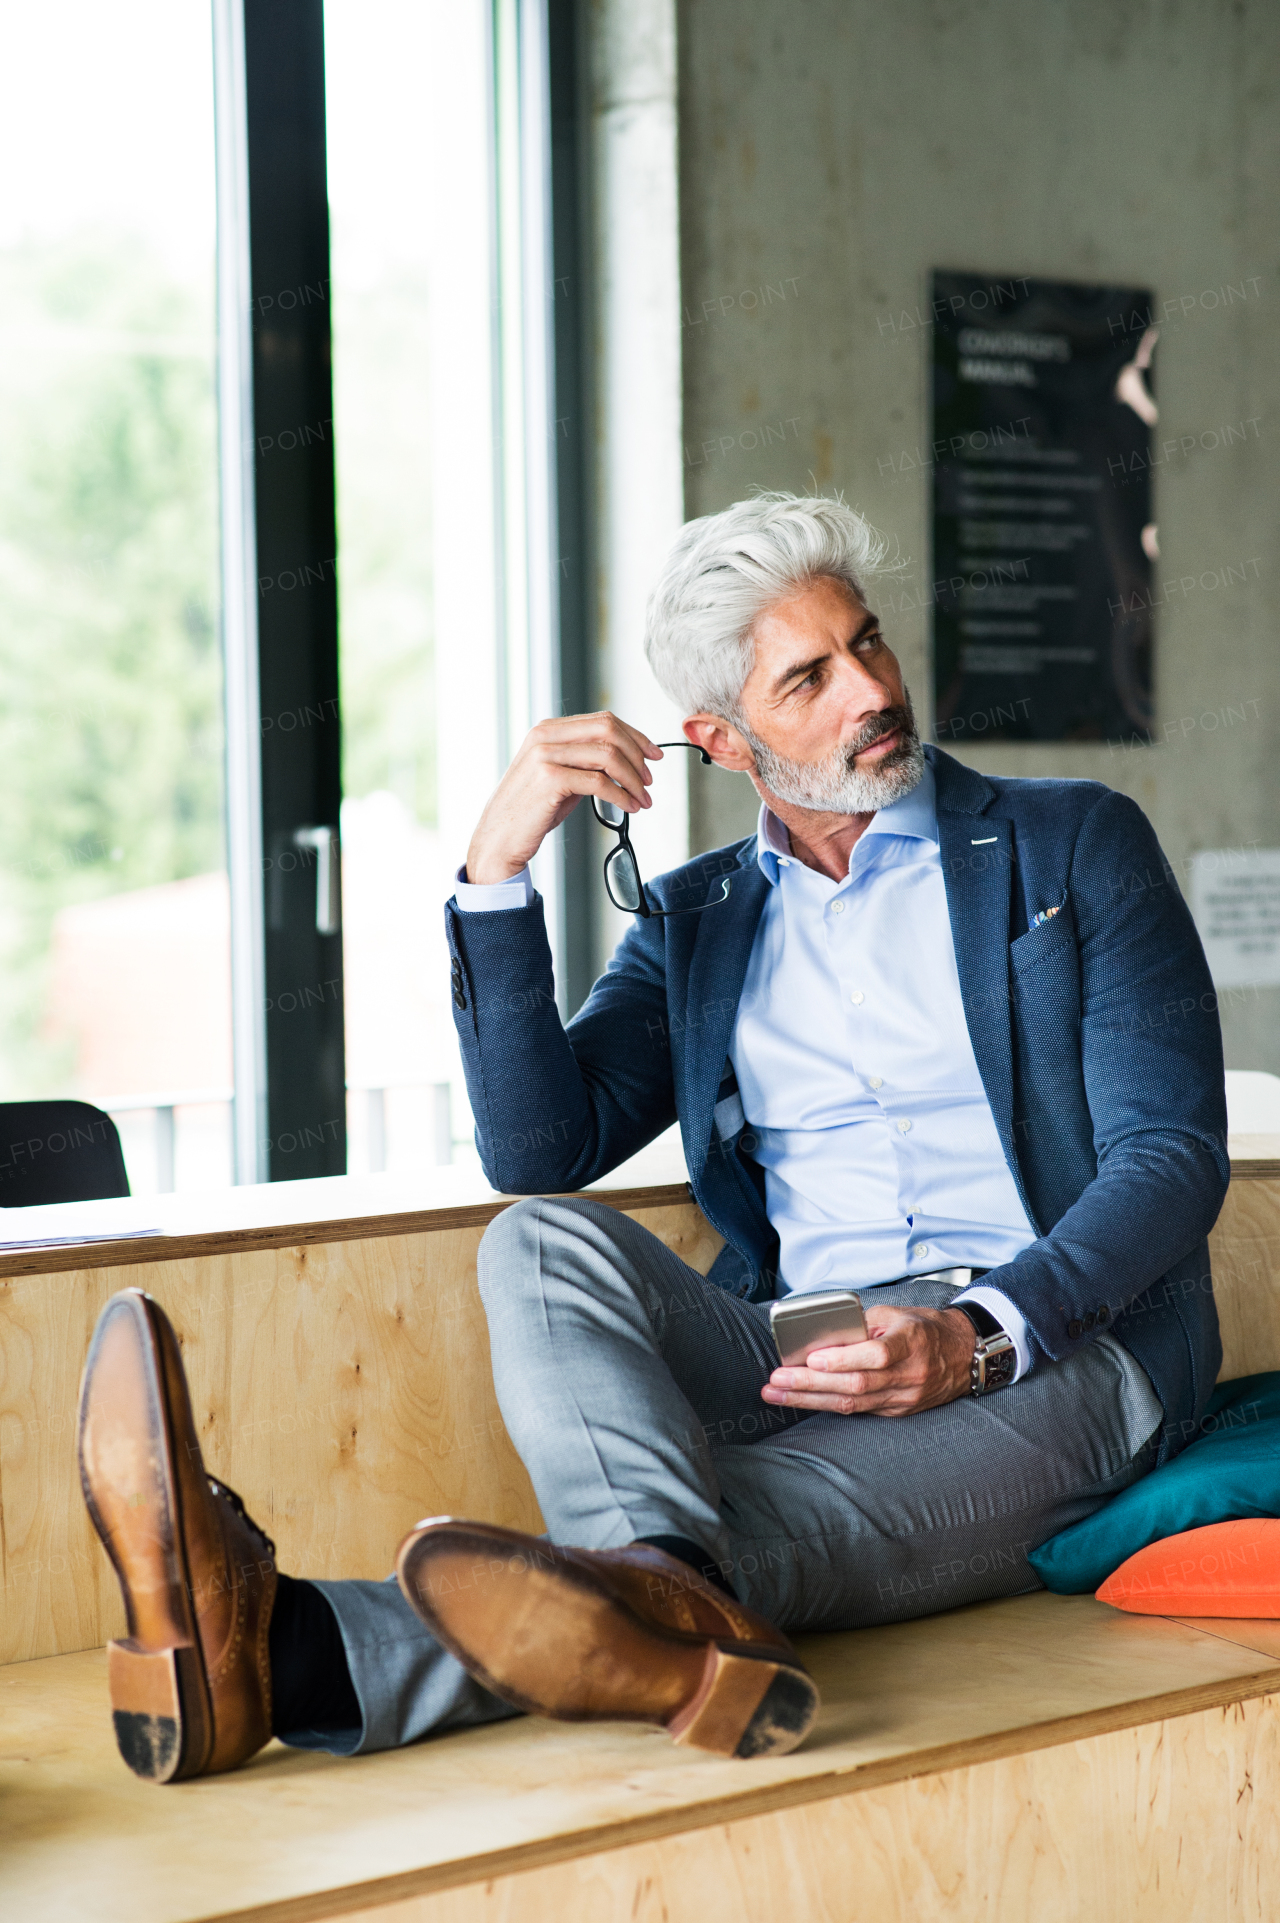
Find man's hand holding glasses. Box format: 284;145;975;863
465;712;730;920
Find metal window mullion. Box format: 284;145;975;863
517;0;565;1003
495;0;529;767
212;0;268;1186
482;0;508;780
494;0;566;1004
519;0;560;735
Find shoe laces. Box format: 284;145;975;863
209;1476;276;1557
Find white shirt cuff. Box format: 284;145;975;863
452;863;535;912
952;1284;1032;1383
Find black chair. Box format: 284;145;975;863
0;1101;130;1207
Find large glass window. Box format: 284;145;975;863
0;1;229;1193
0;2;534;1193
325;0;502;1176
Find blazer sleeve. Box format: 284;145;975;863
445;891;677;1193
975;790;1229;1368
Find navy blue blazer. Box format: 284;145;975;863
446;745;1229;1463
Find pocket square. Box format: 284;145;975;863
1030;904;1061;930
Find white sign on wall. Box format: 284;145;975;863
1190;849;1280;988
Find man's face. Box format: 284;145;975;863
731;576;921;814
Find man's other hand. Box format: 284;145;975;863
761;1305;977;1417
465;713;662;886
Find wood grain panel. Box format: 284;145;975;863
2;1167;1272;1666
338;1693;1280;1923
0;1184;697;1280
0;1199;721;1664
1210;1177;1280;1380
0;1135;1271;1282
5;1601;1280;1923
1173;1617;1280;1661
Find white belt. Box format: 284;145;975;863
883;1265;989;1289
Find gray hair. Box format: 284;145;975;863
643;492;894;720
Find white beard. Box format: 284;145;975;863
741;714;926;815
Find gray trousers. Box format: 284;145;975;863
285;1196;1163;1756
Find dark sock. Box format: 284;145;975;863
638;1533;736;1599
268;1573;361;1736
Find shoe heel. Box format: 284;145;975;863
107;1639;211;1784
668;1643;820;1759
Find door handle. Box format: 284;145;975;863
293;825;341;934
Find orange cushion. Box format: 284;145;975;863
1097;1519;1280;1616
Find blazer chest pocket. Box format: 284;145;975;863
1010;898;1078;979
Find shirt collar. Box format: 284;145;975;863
755;760;938;885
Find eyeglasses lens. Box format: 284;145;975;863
605;844;643;911
594;797;626;828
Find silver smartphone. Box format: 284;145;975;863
769;1289;868;1368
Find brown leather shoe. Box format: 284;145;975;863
77;1288;277;1783
396;1518;819;1758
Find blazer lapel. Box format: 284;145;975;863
680;843;769;1176
930;749;1018;1164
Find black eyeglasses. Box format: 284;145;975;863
592;742;733;918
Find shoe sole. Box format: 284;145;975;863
77;1291;214;1783
396;1521;819;1760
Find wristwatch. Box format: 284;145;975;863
954;1301;1017;1397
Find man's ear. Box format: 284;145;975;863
683;713;757;773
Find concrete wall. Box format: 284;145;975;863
675;0;1279;1069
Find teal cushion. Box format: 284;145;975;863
1029;1373;1280;1594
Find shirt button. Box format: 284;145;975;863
897;1118;912;1133
830;900;845;915
850;990;864;1005
916;1244;930;1260
869;1076;883;1090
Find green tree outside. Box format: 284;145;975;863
0;228;436;1102
0;235;222;1098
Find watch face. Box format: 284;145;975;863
987;1350;1017;1389
974;1337;1017;1394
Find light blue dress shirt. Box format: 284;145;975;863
453;763;1034;1376
729;765;1034;1373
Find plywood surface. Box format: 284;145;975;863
0;1131;696;1278
1210;1176;1280;1380
0;1133;1274;1280
3;1169;1277;1665
363;1691;1280;1923
0;1199;723;1664
1227;1132;1280;1178
1172;1617;1280;1661
3;1593;1279;1923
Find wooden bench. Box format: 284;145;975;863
4;1131;1280;1920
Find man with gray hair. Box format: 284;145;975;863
79;493;1226;1782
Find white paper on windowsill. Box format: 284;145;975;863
0;1224;164;1252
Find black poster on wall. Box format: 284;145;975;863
930;270;1157;745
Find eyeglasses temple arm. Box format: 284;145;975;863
655;740;713;765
